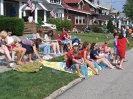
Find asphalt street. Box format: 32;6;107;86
56;48;133;99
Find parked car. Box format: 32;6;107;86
41;21;56;30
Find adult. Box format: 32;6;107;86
5;28;26;65
44;30;61;55
90;43;115;69
102;41;114;59
0;31;14;68
60;28;72;49
20;38;43;62
67;29;80;44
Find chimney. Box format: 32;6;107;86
97;0;100;5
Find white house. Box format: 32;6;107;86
0;0;65;23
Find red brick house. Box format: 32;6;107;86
62;0;106;30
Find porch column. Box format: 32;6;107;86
87;14;89;26
127;20;129;25
19;1;23;18
0;0;4;15
43;10;46;22
35;8;38;23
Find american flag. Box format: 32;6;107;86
50;9;55;18
27;0;34;13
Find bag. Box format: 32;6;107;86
80;64;88;79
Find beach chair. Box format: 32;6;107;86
53;34;70;52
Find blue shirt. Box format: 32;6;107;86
90;49;99;60
113;38;117;48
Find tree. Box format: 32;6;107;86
123;0;133;20
107;20;114;33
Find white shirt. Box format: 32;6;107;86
7;36;14;44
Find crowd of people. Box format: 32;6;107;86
0;27;131;78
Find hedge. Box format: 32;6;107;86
0;17;24;36
47;18;73;31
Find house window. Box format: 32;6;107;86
67;16;71;20
50;0;61;4
75;16;86;24
56;13;62;18
75;16;78;24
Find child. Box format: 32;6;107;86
82;42;99;75
113;33;119;64
70;50;85;78
117;33;130;69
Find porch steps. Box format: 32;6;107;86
23;27;33;34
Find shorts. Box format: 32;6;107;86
62;40;69;44
117;48;125;58
114;47;118;55
7;44;16;51
70;59;82;70
20;42;33;54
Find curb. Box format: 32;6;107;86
44;78;83;99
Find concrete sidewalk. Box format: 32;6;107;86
55;48;133;99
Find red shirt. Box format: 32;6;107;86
117;37;126;50
66;49;74;68
60;32;67;41
81;48;89;59
102;44;107;53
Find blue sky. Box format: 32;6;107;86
100;0;126;12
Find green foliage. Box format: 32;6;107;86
0;17;24;36
0;15;6;18
36;17;43;28
47;18;73;31
107;20;114;33
123;0;133;20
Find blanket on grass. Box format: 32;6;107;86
15;62;43;72
15;60;102;77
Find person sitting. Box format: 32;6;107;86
102;41;114;60
81;42;99;75
59;28;72;49
44;30;61;56
67;29;80;44
0;31;14;68
70;50;85;78
4;28;26;65
90;43;115;69
65;42;79;70
73;26;78;33
20;38;43;62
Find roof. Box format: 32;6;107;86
85;0;97;8
110;9;119;14
62;0;91;15
63;0;81;3
41;0;64;11
98;15;111;20
96;2;112;10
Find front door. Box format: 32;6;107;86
4;1;18;17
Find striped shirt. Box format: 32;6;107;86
21;39;35;46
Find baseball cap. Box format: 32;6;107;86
72;42;79;47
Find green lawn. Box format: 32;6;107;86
0;61;78;99
57;31;114;43
1;33;133;99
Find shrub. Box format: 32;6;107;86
0;17;24;36
36;17;43;28
107;20;114;33
47;18;73;31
